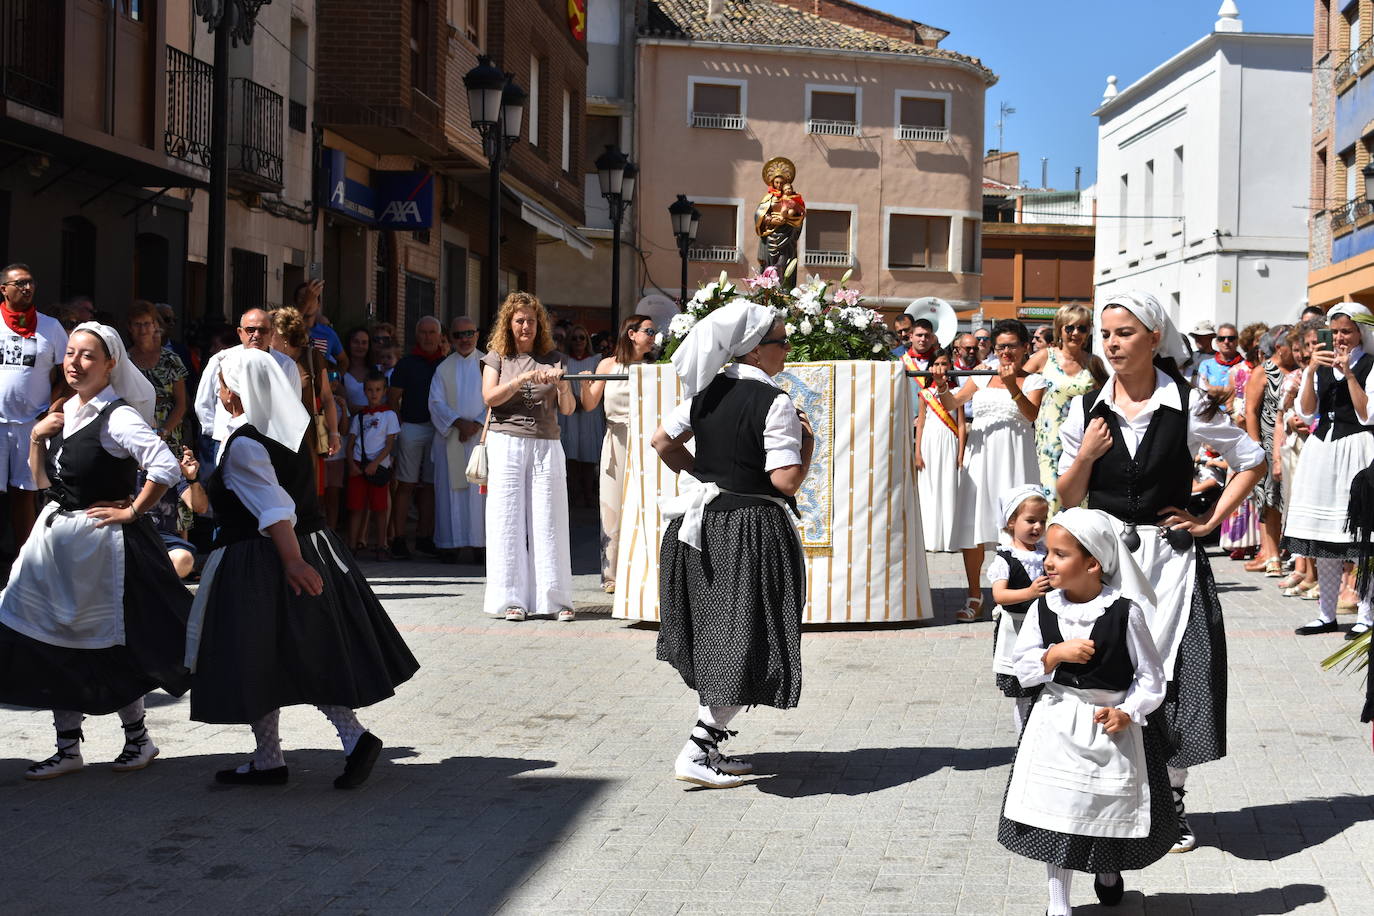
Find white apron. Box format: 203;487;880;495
992;609;1024;676
1109;520;1195;678
1003;682;1151;839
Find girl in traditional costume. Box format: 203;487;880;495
989;485;1050;732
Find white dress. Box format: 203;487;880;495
916;387;959;552
953;375;1044;549
558;355;605;463
989;544;1047;680
428;350;487;550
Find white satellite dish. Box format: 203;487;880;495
904;296;959;347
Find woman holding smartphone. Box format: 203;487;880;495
1282;306;1374;640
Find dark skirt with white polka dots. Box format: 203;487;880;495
1279;536;1360;561
657;504;805;709
1160;547;1227;769
997;703;1179;872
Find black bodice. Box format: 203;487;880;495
44;400;138;510
1316;353;1374;441
1083;380;1194;525
996;549;1035;615
1038;595;1135;692
206;425;325;547
690;374;798;513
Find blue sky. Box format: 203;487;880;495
883;0;1314;190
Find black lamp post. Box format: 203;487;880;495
668;194;699;308
596;144;636;333
464;56;525;333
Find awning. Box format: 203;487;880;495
505;187;594;259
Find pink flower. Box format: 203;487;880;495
746;266;781;290
833;287;861;306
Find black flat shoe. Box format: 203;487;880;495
215;762;289;785
1295;619;1339;635
1346;623;1371;641
334;732;382;789
1094;872;1124;905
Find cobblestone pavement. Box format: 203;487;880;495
1;523;1371;915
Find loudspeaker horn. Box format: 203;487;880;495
903;297;959;348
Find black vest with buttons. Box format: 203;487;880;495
1316;354;1374;441
44;400;138;510
996;549;1035;615
1082;380;1194;525
689;374;798;514
206;425;324;547
1038;595;1135;692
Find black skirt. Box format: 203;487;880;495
657;504;805;709
0;517;191;714
1160;548;1226;769
998;704;1178;872
190;527;419;724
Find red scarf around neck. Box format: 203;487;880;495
1213;351;1243;368
411;344;443;365
2;304;37;338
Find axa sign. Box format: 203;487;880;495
374;171;434;229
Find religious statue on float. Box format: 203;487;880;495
754;157;806;271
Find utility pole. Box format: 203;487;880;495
996;101;1015;153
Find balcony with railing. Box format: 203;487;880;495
1336;36;1374;90
687;245;740;262
165;46;212;170
806;118;857;137
804;250;853;267
229;77;284;192
691;111;745;130
1;0;63;116
1331;196;1372;232
289;99;307;133
898;124;948;142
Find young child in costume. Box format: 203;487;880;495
998;508;1175;915
989;485;1050;732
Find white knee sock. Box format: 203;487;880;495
1316;558;1343;623
1046;863;1073;915
1359;595;1373;627
241;709;285;772
52;710;83;755
116;697;148;745
698;704;743;729
318;705;365;755
1167;765;1188;789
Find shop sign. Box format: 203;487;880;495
319;149;433;229
322;149;376;222
1017;306;1058;320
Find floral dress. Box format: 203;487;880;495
1033;348;1096;514
135;347;191;531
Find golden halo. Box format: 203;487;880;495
762;156;796;185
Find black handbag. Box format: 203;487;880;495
355;412;393;487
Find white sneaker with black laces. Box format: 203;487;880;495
674;729;745;788
25;728;85;781
696;720;754;775
110;717;159;772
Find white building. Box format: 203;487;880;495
1092;2;1311;330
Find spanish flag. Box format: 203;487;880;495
568;0;586;40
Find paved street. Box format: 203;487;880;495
1;518;1371;915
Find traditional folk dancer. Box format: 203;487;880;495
913;350;962;553
429;316;486;562
989;485;1050;732
998;508;1174;915
188;348;419;787
0;322;190;779
651;302;813;789
1057;291;1265;854
1283;304;1374;640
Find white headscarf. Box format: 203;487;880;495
671;300;778;399
1049;507;1158;609
999;484;1049;528
1096;291;1190;367
1327;303;1374;355
72;321;156;425
218;346;310;450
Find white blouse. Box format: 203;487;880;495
1058;368;1265;477
1011;586;1167;725
216;415;297;534
57;386;180;487
662;364;803;471
1293;346;1374;425
987;543;1047;584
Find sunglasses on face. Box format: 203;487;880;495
759;337;790;348
975;336;990;343
451;330;477;339
1216;335;1237;342
956;345;977;352
634;326;655;335
239;326;270;337
2;279;34;289
1062;324;1091;334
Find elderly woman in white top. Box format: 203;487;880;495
0;322;189;780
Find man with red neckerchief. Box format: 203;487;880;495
0;264;68;548
1194;321;1243;401
900;318;940;390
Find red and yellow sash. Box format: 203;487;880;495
919;386;958;436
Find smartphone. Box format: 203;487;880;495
1317;328;1334;349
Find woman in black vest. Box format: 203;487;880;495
1056;292;1265;854
188;348;418;788
651;302;814;789
0;322;190;779
1283;304;1374;640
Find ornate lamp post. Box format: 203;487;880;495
596;145;636;333
668;194;699;308
464;56;525;332
195;0;272;320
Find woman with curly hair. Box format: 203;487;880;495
481;292;577;621
272;307;341;492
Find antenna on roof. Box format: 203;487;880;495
996;101;1016;154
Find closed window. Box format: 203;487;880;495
896;94;947;141
982;249;1014;300
231;248;267;314
962;219;979;273
888;214;949;270
807;88;857;136
411;0;434;97
690;81;745;129
528;57;541;147
690;204;739;261
561;90;571;172
804;210;852;266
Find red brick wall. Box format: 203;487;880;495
771;0;925;46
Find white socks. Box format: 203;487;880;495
679;704;743;760
1046;864;1073;915
244;709;285;772
1168;765;1188;790
318;705;365;755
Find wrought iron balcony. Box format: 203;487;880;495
1;0;63;116
289;99;306;133
1335;35;1374;87
229;77;284;192
898;124;948;142
165;46;212;169
1331;196;1372;232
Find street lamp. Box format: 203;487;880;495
669;194;699;307
596;144;637;332
464;56;525;331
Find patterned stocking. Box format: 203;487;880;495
1316;557;1344;624
318;705;365;755
1046;863;1073;915
240;708;285;773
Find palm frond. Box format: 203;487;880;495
1322;628;1371;676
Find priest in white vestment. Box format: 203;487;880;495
429;316;487;560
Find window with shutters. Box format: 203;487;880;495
806;87;858;136
962;219;979;273
804;209;853;266
1024;249;1094;302
886;213;949;270
689;203;740;261
982;249;1014;299
895;92;949;142
689;78;746;129
231;248;267;314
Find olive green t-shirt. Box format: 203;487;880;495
481;349;565;439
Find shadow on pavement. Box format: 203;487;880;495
1079;883;1326;914
1204;795;1374;860
0;749;608;911
748;745;1015;797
